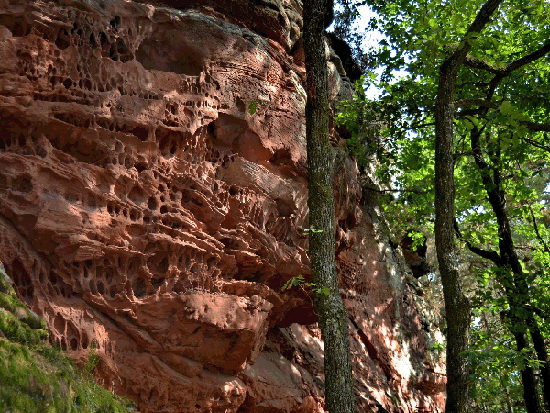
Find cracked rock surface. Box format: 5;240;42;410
0;0;445;411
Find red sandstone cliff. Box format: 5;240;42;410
0;0;445;411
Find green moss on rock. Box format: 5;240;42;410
0;262;135;413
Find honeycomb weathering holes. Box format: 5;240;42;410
133;277;147;298
11;259;33;304
110;16;121;29
148;196;158;211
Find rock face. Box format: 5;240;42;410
0;0;445;412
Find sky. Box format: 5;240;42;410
330;4;403;100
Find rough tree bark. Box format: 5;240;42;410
433;1;502;412
302;0;357;412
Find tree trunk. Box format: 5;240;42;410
469;128;545;413
435;63;472;413
527;320;550;410
434;2;502;411
514;329;542;413
302;1;357;412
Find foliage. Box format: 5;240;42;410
281;227;330;297
281;275;331;296
83;339;101;379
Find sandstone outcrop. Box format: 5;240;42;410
0;0;445;411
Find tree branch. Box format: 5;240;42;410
362;185;429;195
520;136;550;153
527;204;550;255
486;41;550;100
455;108;486;118
464;55;500;74
441;0;503;73
454;219;502;265
507;41;550;72
455;99;499;109
519;120;550;132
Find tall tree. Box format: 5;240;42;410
303;0;357;411
434;1;503;411
465;126;545;412
453;33;550;412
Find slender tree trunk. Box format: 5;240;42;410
435;64;472;413
469;128;545;413
302;1;357;412
434;2;502;411
514;328;542;413
493;155;550;411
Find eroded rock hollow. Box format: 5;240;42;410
0;0;445;411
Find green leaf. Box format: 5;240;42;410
466;116;479;127
281;275;305;291
499;101;513;114
248;100;258;115
314;287;331;296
